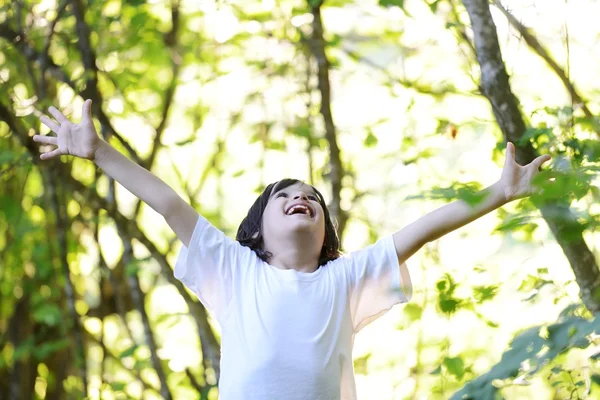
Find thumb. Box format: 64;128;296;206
505;142;514;164
82;99;92;121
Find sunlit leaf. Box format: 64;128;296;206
119;344;139;359
403;303;422;322
353;353;371;375
444;356;465;380
379;0;405;8
452;311;600;399
473;285;498;303
363;131;378;148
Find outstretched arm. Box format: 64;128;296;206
392;142;552;265
34;99;198;247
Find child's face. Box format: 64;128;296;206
261;182;326;256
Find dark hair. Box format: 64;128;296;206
236;178;341;266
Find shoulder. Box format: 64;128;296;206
340;235;396;266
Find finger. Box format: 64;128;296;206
33;134;58;145
533;154;552;171
82;99;92;122
505;142;514;164
40;148;63;160
48;106;69;124
40;115;60;133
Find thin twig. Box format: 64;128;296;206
461;0;600;312
491;0;595;122
39;0;69;99
0;102;221;392
307;1;347;238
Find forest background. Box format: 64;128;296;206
1;0;599;398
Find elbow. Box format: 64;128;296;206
160;192;184;219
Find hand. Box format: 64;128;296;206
34;99;100;160
499;141;552;202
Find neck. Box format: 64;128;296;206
265;240;320;273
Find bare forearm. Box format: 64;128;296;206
393;181;508;264
416;181;508;243
93;139;178;216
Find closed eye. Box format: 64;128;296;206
275;191;316;200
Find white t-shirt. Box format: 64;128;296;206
175;215;411;400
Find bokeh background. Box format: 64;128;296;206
1;0;599;398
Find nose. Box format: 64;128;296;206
293;192;309;201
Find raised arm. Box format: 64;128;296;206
392;142;552;265
34;99;198;247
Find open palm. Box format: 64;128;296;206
500;142;552;201
34;99;99;160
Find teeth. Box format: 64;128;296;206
287;205;311;217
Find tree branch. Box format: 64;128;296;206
42;166;88;395
85;331;161;395
0;22;143;165
492;0;595;123
307;2;347;239
121;235;173;399
461;0;600;312
0;101;222;386
134;0;182;216
39;0;69;99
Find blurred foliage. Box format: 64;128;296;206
1;0;599;399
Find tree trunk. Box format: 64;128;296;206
462;0;600;312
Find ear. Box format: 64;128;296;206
252;231;259;239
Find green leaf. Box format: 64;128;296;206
125;262;140;277
245;11;274;23
13;337;35;361
494;215;537;233
581;139;600;162
119;344;139;359
451;310;600;399
0;150;19;165
265;141;286;151
363;131;378;148
32;303;63;327
327;34;343;48
444;356;465;380
110;382;127;392
232;169;245;178
404;303;422;321
173;136;196;147
439;299;460;314
32;338;69;360
291;124;312;139
379;0;404;7
428;0;441;13
551;366;562;374
517;127;553;146
353;353;371;375
473;285;498;303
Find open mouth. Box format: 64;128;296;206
285;204;314;218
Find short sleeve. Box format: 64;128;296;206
174;214;257;322
344;235;412;332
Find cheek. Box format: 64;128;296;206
262;206;278;230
